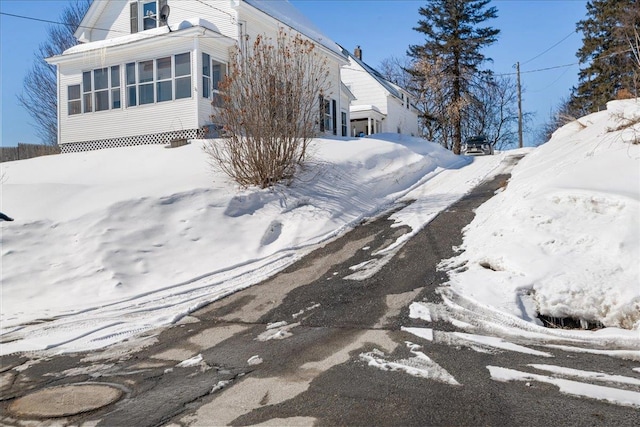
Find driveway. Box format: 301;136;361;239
2;154;638;426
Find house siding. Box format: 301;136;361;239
87;0;238;42
342;64;388;114
385;97;419;136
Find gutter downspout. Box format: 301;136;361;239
194;34;200;134
57;65;62;146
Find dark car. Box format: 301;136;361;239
462;135;494;155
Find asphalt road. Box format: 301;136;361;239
2;155;638;426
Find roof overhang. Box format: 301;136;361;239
74;0;109;43
48;22;236;66
350;105;386;121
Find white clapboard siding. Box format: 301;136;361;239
87;0;238;42
342;63;389;114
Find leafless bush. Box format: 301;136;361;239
206;29;330;188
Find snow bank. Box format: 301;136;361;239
445;99;640;330
0;135;465;354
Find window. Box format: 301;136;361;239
156;57;172;102
111;66;121;109
202;53;225;101
175;53;191;99
142;1;157;30
82;71;92;113
341;112;347;137
94;68;109;111
126;62;137;106
324;98;332;131
77;66;121;113
68;85;81;115
126;52;191;107
130;0;168;33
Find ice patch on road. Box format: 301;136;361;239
488;365;640;408
257;322;299;341
360;342;459;385
529;364;640;386
176;354;203;368
409;302;432;322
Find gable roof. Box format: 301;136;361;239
341;47;406;102
243;0;344;58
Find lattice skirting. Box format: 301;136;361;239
59;129;205;153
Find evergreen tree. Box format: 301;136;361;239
408;0;499;154
18;0;92;145
570;0;639;115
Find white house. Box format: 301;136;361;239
341;46;419;137
47;0;351;153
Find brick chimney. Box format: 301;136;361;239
354;45;362;61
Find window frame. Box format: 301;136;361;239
78;65;121;114
130;0;168;34
68;84;81;116
126;52;192;108
201;53;226;102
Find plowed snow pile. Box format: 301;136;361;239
445;99;640;330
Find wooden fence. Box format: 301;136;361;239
0;143;61;163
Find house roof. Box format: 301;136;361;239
341;47;406;102
243;0;345;58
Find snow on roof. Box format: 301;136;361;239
350;104;383;114
244;0;345;58
61;19;233;56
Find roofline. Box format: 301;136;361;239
340;46;413;103
74;0;108;42
47;25;235;65
238;1;348;65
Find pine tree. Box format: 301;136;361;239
408;0;499;154
18;0;91;145
570;0;639;115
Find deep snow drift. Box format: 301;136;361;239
1;100;639;356
443;99;640;331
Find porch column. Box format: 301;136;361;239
367;117;372;135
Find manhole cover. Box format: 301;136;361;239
8;383;123;418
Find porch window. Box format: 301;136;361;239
341;111;347;137
175;53;191;99
156;57;172;102
111;66;121;109
139;60;155;105
94;68;109;111
82;71;92;113
125;52;191;107
68;85;81;115
126;62;137;107
202;53;225;102
79;66;122;113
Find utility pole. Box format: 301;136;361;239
516;61;523;148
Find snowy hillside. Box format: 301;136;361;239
1;100;638;356
444;99;640;331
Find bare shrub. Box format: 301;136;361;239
206;29;330;188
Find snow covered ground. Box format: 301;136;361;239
442;99;640;333
1;100;638;357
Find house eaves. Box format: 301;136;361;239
74;0;109;42
48;21;235;65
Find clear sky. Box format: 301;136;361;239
0;0;587;147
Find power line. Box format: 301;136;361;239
0;11;128;35
521;30;577;66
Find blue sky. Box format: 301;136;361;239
1;0;587;147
